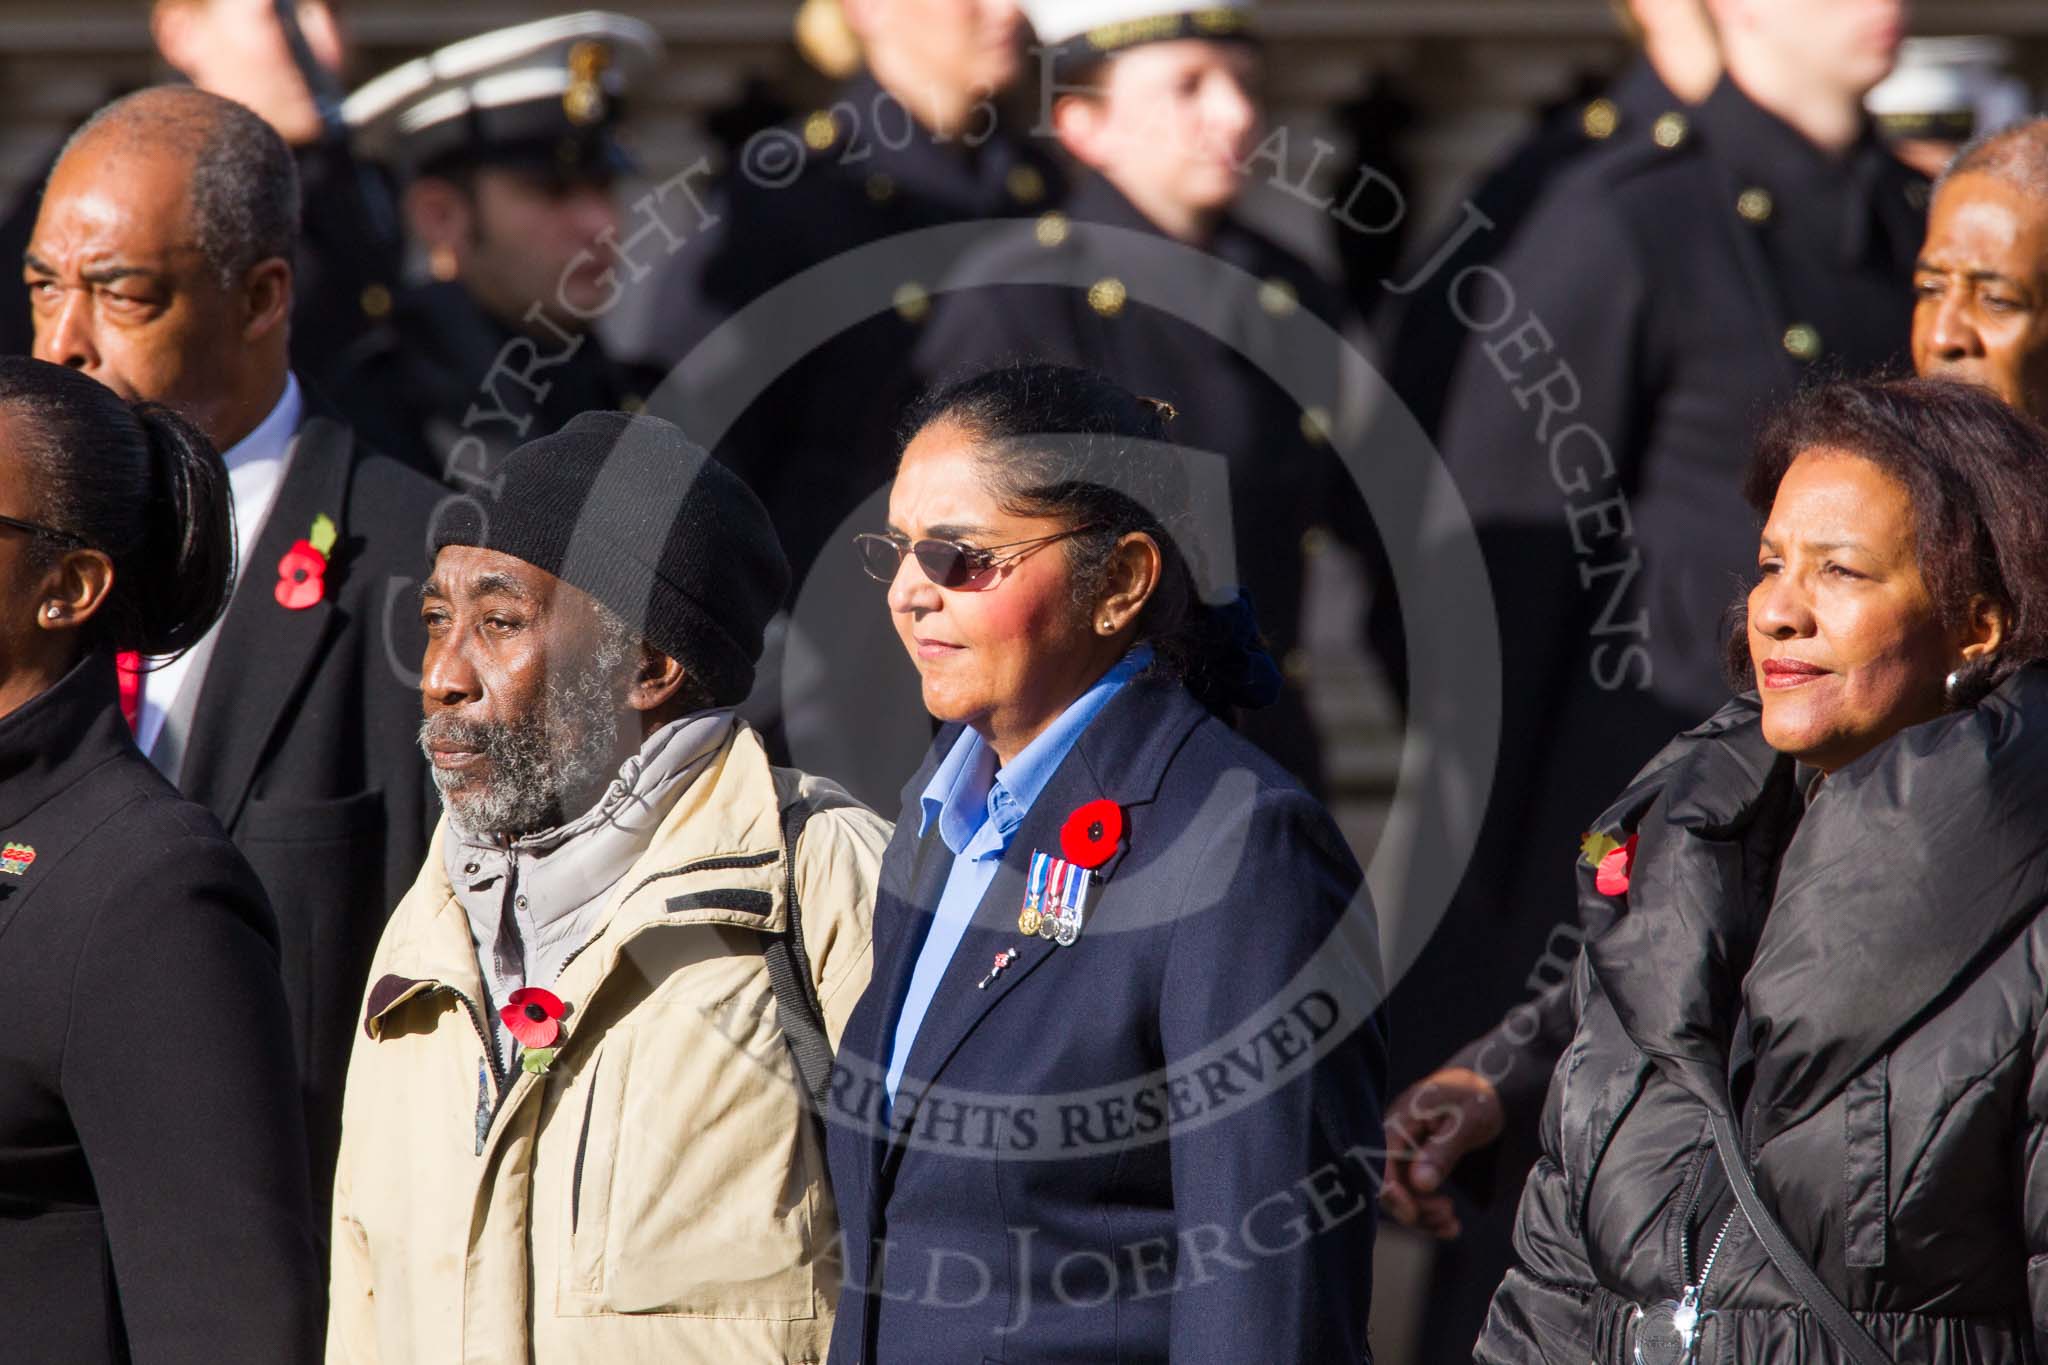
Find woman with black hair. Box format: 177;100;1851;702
0;357;318;1363
1480;376;2048;1364
826;362;1386;1363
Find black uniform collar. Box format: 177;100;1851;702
1607;54;1681;127
1692;74;1895;264
0;652;131;829
831;71;1025;214
398;281;522;372
1065;170;1162;235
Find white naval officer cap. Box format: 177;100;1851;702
1023;0;1255;72
343;11;661;177
1865;36;2033;146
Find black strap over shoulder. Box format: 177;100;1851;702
763;798;835;1113
1708;1109;1892;1365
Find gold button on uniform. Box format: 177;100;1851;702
1782;323;1822;361
803;110;837;151
1034;211;1070;248
1652;112;1688;150
1006;164;1046;205
1581;98;1619;141
1736;187;1773;224
1087;277;1127;318
893;281;930;323
1258;277;1299;317
360;283;392;319
866;172;896;203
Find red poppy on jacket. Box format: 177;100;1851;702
1060;798;1124;868
501;986;566;1049
275;539;328;610
1595;834;1639;897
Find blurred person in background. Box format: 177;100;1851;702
1379;0;1720;465
1865;35;2033;178
0;0;401;380
1913;119;2048;426
643;0;1064;585
1385;0;1922;1353
910;0;1369;795
329;14;660;484
0;356;318;1365
1368;0;1721;716
24;86;440;1223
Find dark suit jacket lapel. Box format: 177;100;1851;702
883;679;1205;1164
177;415;355;830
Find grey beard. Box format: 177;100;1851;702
422;626;637;839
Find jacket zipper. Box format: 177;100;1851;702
1678;1143;1716;1286
1668;1211;1738;1346
571;1054;602;1235
426;984;505;1157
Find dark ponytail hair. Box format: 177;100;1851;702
902;361;1282;717
0;357;234;658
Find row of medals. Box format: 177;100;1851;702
1019;851;1091;947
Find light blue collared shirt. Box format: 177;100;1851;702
882;647;1151;1105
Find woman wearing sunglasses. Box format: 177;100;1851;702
826;362;1386;1364
0;358;318;1364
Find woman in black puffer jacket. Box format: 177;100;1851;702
1479;377;2048;1364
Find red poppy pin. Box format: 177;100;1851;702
275;513;338;610
501;986;567;1070
1060;798;1124;869
1581;831;1639;897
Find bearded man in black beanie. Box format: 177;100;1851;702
326;411;887;1364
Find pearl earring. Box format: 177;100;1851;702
44;605;60;621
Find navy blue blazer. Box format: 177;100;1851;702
825;676;1387;1364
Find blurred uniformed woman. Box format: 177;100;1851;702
912;0;1367;793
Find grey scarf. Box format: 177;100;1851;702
446;709;734;1070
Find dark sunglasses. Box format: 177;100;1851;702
853;527;1100;590
0;513;86;548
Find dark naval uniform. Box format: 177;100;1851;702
910;170;1364;792
643;72;1064;581
1382;57;1686;442
1397;73;1927;1358
327;279;640;484
326;14;658;485
1370;58;1689;704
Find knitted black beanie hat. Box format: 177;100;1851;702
432;411;790;706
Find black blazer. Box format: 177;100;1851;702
826;676;1388;1364
0;653;318;1364
173;403;438;1202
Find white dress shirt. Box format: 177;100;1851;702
136;374;304;757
